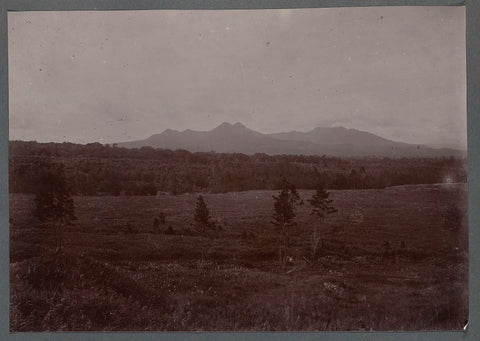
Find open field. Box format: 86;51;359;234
9;184;468;331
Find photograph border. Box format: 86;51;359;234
1;0;478;340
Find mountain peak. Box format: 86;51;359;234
162;128;178;134
213;122;248;131
233;122;246;128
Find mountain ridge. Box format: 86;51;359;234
118;122;464;157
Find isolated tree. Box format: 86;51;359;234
34;161;77;251
307;185;337;261
272;190;295;227
271;178;303;263
194;195;211;232
272;178;303;224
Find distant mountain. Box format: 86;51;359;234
268;126;407;147
118;122;464;157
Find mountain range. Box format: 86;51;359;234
118;122;464;157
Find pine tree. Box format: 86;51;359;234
194;195;211;232
272;189;296;227
271;178;303;263
307;185;337;261
308;186;337;219
271;178;302;227
34;161;77;251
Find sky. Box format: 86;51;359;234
8;7;466;149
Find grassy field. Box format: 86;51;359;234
9;184;468;331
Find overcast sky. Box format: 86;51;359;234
8;7;466;148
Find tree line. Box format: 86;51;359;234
9;140;467;195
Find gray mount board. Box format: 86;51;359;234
0;0;478;340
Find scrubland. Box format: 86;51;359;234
9;184;468;331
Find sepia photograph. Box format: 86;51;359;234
8;6;468;331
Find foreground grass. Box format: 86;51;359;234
10;184;468;331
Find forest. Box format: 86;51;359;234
9;140;467;196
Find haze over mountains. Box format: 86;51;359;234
118;122;464;157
